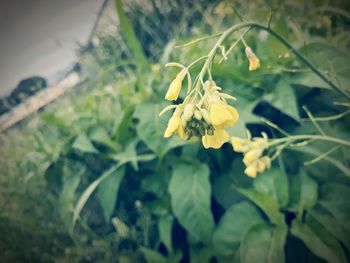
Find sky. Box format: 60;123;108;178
0;0;104;96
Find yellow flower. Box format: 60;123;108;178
202;129;229;149
244;163;258;178
165;69;187;101
209;103;239;128
243;149;263;165
164;115;186;139
231;136;249;152
164;115;180;138
245;46;260;71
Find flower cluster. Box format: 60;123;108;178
162;75;239;149
231;134;271;178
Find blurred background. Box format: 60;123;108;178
0;0;350;262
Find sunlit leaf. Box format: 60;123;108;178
213;202;264;263
97;166;126;222
72;133;98;154
169;163;214;243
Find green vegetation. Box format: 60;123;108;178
1;0;350;262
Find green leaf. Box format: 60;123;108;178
158;214;173;253
299;173;318;211
319;183;350;232
235;187;282;223
253;168;289;208
59;161;85;228
240;222;287;263
299;42;350;79
115;0;148;69
291;219;347;263
111;140;156;171
134;103;187;158
213;202;264;263
72;133;98;154
97;166;126;222
140;247;166;263
169;163;214;243
112;104;135;143
72;163;125;228
264;78;299;120
89;126;118;150
190;245;213;263
309;207;350;251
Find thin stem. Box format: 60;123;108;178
270;134;350;147
219;27;251;63
192;22;350;99
304;146;340;166
207;22;350;100
302;105;326;136
175;32;223;48
301;109;350;122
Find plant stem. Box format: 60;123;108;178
195;22;350;100
270;134;350;147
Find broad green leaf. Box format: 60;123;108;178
190;245;213;263
169;163;214;243
213;202;264;263
319;183;350;232
292;73;332;90
112;104;135;143
72;133;98;154
59;161;85;228
253;168;289;207
72;163;124;228
240;222;287;263
235;188;282;223
140;247;166;263
97;166;126;222
309;207;350;251
111;140;156;171
287;172;318;213
291;219;347;263
158;214;173;253
264;78;299;120
89;126;118;150
213;171;245;209
134;102;187;158
299;42;350;79
299;173;318;211
115;0;148;69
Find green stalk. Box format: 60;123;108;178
115;0;148;69
194;22;350;100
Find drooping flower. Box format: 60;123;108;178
243;149;263;165
165;69;187;101
164;114;186;139
231;136;249;152
202;129;229;149
209;102;239;128
245;46;260;71
231;134;272;178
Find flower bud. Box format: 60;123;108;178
245;46;260;71
201;108;211;124
243;149;263;165
244;163;258;178
231;136;249;152
194;110;202;120
183;103;196;121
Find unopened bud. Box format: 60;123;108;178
201;108;211;124
245;46;260;71
194;110;202;120
183;103;196;121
